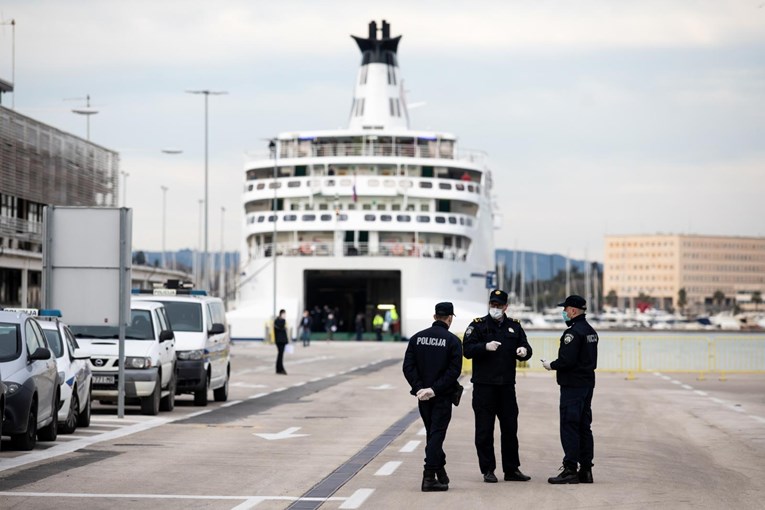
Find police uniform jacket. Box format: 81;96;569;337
463;314;533;385
403;321;463;397
550;314;598;387
274;317;288;344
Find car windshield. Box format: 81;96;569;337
71;310;155;340
160;301;203;333
0;323;21;361
42;329;65;358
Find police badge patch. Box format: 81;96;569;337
465;326;474;338
508;327;514;333
563;334;574;344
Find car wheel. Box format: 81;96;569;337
141;381;160;416
160;373;176;412
60;390;79;434
213;366;230;402
78;385;92;427
193;372;209;407
11;403;37;451
38;391;59;441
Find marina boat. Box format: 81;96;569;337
227;21;498;340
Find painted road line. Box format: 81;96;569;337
751;415;765;424
221;400;243;408
399;440;420;453
374;461;402;476
671;380;681;385
0;492;348;506
694;390;708;396
681;384;693;390
248;392;268;399
417;427;426;436
661;375;672;380
339;489;374;509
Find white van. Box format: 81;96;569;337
133;284;230;406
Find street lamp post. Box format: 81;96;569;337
161;185;168;268
219;206;226;301
71;94;99;140
196;198;203;287
120;171;129;207
186;89;227;291
269;139;279;322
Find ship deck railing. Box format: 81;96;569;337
245;143;487;166
256;241;468;260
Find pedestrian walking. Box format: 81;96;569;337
274;309;289;375
542;295;599;484
403;302;463;492
373;312;384;341
463;289;533;483
299;309;312;347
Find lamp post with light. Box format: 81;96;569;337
71;94;99;140
160;185;168;268
269;139;279;322
186;89;227;290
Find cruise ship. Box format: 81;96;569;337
227;20;498;340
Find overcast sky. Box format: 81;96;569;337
2;0;764;261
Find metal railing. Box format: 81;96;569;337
461;335;765;377
254;241;468;261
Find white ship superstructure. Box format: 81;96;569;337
228;20;498;340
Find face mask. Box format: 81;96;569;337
561;310;569;322
489;308;504;320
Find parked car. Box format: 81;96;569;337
133;282;231;406
0;309;59;450
37;312;93;433
0;366;6;452
70;301;176;415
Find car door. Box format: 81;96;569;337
155;308;174;387
208;301;229;384
26;319;56;423
64;326;90;405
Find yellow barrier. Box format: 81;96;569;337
460;335;765;378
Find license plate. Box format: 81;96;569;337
94;375;115;384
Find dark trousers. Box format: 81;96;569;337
419;395;453;470
374;327;382;341
275;343;286;373
559;385;594;468
472;383;521;473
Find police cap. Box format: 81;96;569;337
488;289;508;305
435;302;455;316
557;295;587;310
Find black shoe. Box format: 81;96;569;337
436;467;449;485
483;471;498;483
578;468;593;483
548;465;579;484
276;370;287;375
422;470;448;492
504;468;531;481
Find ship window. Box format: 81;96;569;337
467;185;475;192
247;184;253;191
362;204;372;210
396;215;411;222
439;182;452;190
337;214;348;221
268;215;276;222
268;182;281;189
377;204;386;210
406;204;415;211
340;178;352;186
348;204;356;210
284;214;297;221
257;216;265;223
368;179;380;187
416;216;430;223
319;203;328;210
320;214;332;221
459;217;464;225
380;215;392;222
364;214;376;221
302;214;316;221
391;204;401;211
290;204;299;210
435;216;446;224
420;181;433;189
396;99;401;117
389;98;395;116
399;180;412;188
455;183;465;191
360;98;365;115
383;180;396;188
257;183;266;190
287;181;301;188
420;204;429;211
467;218;473;226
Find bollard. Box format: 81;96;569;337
625;371;636;381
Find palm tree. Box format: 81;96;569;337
712;290;726;312
677;288;687;315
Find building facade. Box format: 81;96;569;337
603;234;765;313
0;105;120;307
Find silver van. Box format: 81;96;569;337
133;282;230;406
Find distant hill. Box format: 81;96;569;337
495;249;601;281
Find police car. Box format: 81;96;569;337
133;281;230;406
36;310;93;434
70;301;176;415
0;309;59;450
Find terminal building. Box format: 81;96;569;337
603;234;765;313
0;105;187;308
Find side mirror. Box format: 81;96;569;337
159;330;175;342
30;347;52;361
208;323;225;335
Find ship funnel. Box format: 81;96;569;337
348;20;409;131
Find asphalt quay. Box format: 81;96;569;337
0;340;763;509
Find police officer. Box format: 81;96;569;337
403;302;463;492
542;295;599;484
463;289;533;483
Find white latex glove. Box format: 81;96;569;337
486;341;501;352
541;359;552;371
416;388;435;401
516;346;528;358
